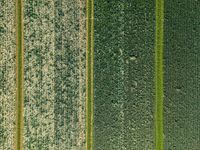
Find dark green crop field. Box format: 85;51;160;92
94;1;155;149
0;0;200;150
164;0;200;149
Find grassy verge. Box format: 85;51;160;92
86;0;94;149
16;0;24;149
155;0;164;149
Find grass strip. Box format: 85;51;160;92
86;0;94;149
155;0;164;149
15;0;24;149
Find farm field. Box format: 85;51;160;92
23;0;86;149
1;0;200;150
93;1;155;149
0;0;16;149
164;0;200;149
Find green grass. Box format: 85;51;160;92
86;0;94;149
155;0;164;149
16;0;24;149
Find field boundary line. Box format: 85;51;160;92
86;0;94;149
15;0;24;149
155;0;164;149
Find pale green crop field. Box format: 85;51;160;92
0;0;200;150
23;0;86;149
0;0;16;149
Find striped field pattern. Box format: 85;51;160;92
0;0;200;150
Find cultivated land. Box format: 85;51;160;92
53;0;86;149
94;1;155;149
0;0;16;149
2;1;200;150
23;0;55;149
164;0;200;149
23;0;86;149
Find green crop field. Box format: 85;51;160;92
0;0;200;150
94;1;155;149
164;0;200;149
